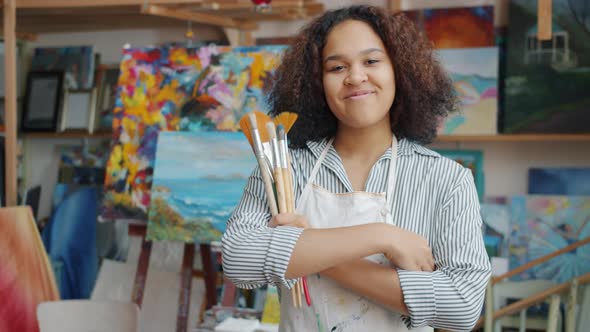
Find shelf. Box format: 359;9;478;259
5;0;325;34
19;132;590;141
435;134;590;142
22;130;112;139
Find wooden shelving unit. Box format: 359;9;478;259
18;132;590;142
21;130;113;139
436;134;590;143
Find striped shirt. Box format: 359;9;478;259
222;137;491;331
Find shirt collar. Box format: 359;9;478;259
305;136;440;160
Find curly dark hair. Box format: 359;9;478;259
266;5;458;147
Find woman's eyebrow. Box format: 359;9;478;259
323;48;385;64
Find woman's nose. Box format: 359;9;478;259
344;69;368;86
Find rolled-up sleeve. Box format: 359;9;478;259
398;168;491;331
221;165;303;290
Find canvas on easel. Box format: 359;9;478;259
102;45;286;221
146;131;256;243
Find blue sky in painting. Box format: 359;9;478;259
153;131;256;180
437;47;498;78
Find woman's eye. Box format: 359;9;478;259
367;59;380;65
329;65;345;72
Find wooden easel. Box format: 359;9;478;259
127;224;221;332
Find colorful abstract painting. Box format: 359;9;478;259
102;45;285;220
146;131;255;243
529;168;590;195
0;207;60;332
480;202;511;258
508;195;590;283
31;46;95;89
504;0;590;133
437;47;498;135
406;6;495;49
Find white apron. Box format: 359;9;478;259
279;136;433;332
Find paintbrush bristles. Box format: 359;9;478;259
253;111;272;142
238;114;254;148
273;112;298;133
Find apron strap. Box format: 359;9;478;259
385;135;398;216
308;138;334;184
296;138;334;212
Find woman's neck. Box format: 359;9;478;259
333;121;393;163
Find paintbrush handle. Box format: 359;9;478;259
282;168;293;213
291;281;298;307
257;156;279;216
274;167;288;214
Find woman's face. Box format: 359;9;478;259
322;20;395;131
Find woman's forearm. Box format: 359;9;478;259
284;223;391;279
320;259;408;315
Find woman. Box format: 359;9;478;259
223;5;491;331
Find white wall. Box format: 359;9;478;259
23;0;590;220
430;141;590;197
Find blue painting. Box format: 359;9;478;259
528;168;590;195
508;195;590;283
481;202;511;258
146;131;256;243
437;47;498;135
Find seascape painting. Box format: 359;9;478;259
102;45;285;221
146;131;256;243
504;0;590;133
508;195;590;283
437;47;499;135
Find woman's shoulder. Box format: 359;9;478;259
400;138;470;186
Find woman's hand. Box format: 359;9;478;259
380;225;435;272
269;213;311;229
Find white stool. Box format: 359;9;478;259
37;300;140;332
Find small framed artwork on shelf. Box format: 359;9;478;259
59;88;98;133
95;67;119;130
20;71;65;132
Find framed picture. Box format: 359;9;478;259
21;71;64;132
95;67;119;129
59;88;98;133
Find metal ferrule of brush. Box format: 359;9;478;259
278;138;289;169
251;128;265;159
270;138;281;170
252;129;275;182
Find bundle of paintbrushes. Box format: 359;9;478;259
239;111;311;308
